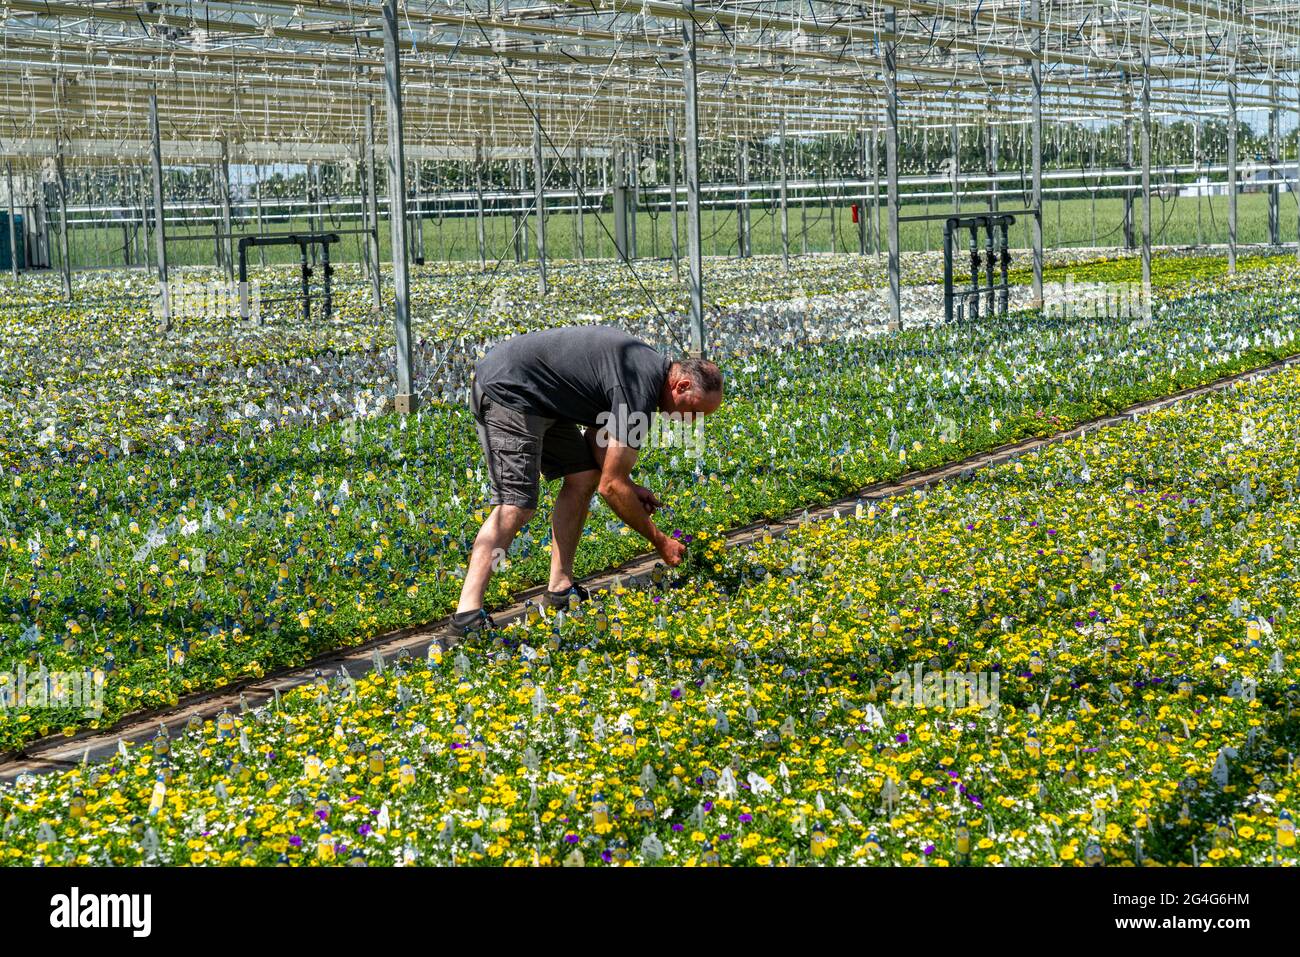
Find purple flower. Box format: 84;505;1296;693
719;833;733;841
358;823;372;836
895;733;909;744
671;688;682;700
601;850;612;862
703;801;714;812
739;813;753;823
923;844;935;856
288;835;302;847
564;834;579;844
672;823;684;832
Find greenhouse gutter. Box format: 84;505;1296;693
5;350;1300;780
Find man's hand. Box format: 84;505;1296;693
635;485;662;515
656;534;687;567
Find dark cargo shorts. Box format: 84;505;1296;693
471;380;599;509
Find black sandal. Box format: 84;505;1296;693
544;583;590;609
432;608;496;652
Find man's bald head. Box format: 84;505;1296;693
661;358;724;417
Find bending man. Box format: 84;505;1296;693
437;326;724;647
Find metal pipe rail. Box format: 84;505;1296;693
237;232;340;323
903;208;1039;224
943;213;1024;324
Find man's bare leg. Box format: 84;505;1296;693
548;469;600;592
457;504;535;614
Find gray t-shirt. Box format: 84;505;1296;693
475;327;671;446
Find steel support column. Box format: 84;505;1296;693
383;0;414;412
148;93;170;330
857;128;868;255
986;124;998;214
219;139;234;281
1228;21;1238;274
55;138;71;300
736;139;750;258
513;161;525;263
412;161;425;263
613;145;629;260
1269;75;1280;246
780;113;790;271
1031;0;1044;305
871;126;882;257
628;141;638;260
306;162;318;263
362;103;382;310
5;161;17;280
474;138;487;269
669;117;680;280
1123;78;1135;249
1194;122;1202;249
884;8;901;326
576;146;587;263
254;163;266;267
1140;12;1153;303
951;124;960;214
533;116;547;296
683;0;705;356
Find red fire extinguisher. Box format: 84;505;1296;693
851;203;860;223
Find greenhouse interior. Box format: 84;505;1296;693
0;0;1298;894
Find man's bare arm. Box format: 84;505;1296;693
592;433;685;566
587;427;662;514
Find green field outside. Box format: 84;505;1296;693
46;188;1300;271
